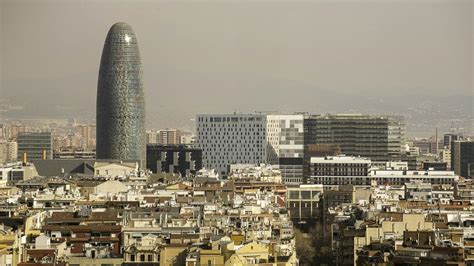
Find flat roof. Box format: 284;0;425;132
310;156;371;164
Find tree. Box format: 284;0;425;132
295;222;334;265
294;228;315;265
309;223;333;264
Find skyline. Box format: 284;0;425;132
0;0;473;135
1;2;474;265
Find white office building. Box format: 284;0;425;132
308;155;458;186
441;148;451;169
266;114;305;163
309;155;371;185
266;114;305;184
196;114;267;176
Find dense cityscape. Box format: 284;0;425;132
1;1;474;266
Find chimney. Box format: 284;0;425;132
42;149;47;160
22;152;27;165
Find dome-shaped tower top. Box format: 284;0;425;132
110;22;133;30
104;22;138;46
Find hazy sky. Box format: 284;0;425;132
0;0;472;130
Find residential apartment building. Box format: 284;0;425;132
146;129;183;145
75;124;96;150
158;129;182;145
146;130;158;144
0;141;17;164
441;148;452;169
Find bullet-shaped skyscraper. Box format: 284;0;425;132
96;22;146;166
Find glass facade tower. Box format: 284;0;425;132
17;132;53;161
96;22;146;166
304;114;405;162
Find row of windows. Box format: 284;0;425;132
205;161;261;168
310;177;455;185
202;147;264;151
311;163;369;167
284;178;303;184
128;253;157;262
201;142;263;147
198;122;264;127
205;154;264;160
199;132;263;137
198;116;263;122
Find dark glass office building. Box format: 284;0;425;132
444;133;462;149
146;144;202;177
304;114;405;162
451;141;474;178
96;22;145;166
17;132;53;161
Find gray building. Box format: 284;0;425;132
444;133;462;148
287;184;323;223
451;141;474;178
304;114;405;162
196;114;267;176
17;132;53;161
146;144;202;177
96;22;146;166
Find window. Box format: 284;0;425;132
148;254;153;261
130;254;135;262
140;254;145;262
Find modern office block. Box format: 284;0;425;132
266;115;304;163
267;115;305;184
304;114;405;162
17;132;53;161
451;141;474;178
279;157;304;184
422;161;448;171
146;144;202;177
308;156;371;185
444;134;462;149
196;114;267;176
